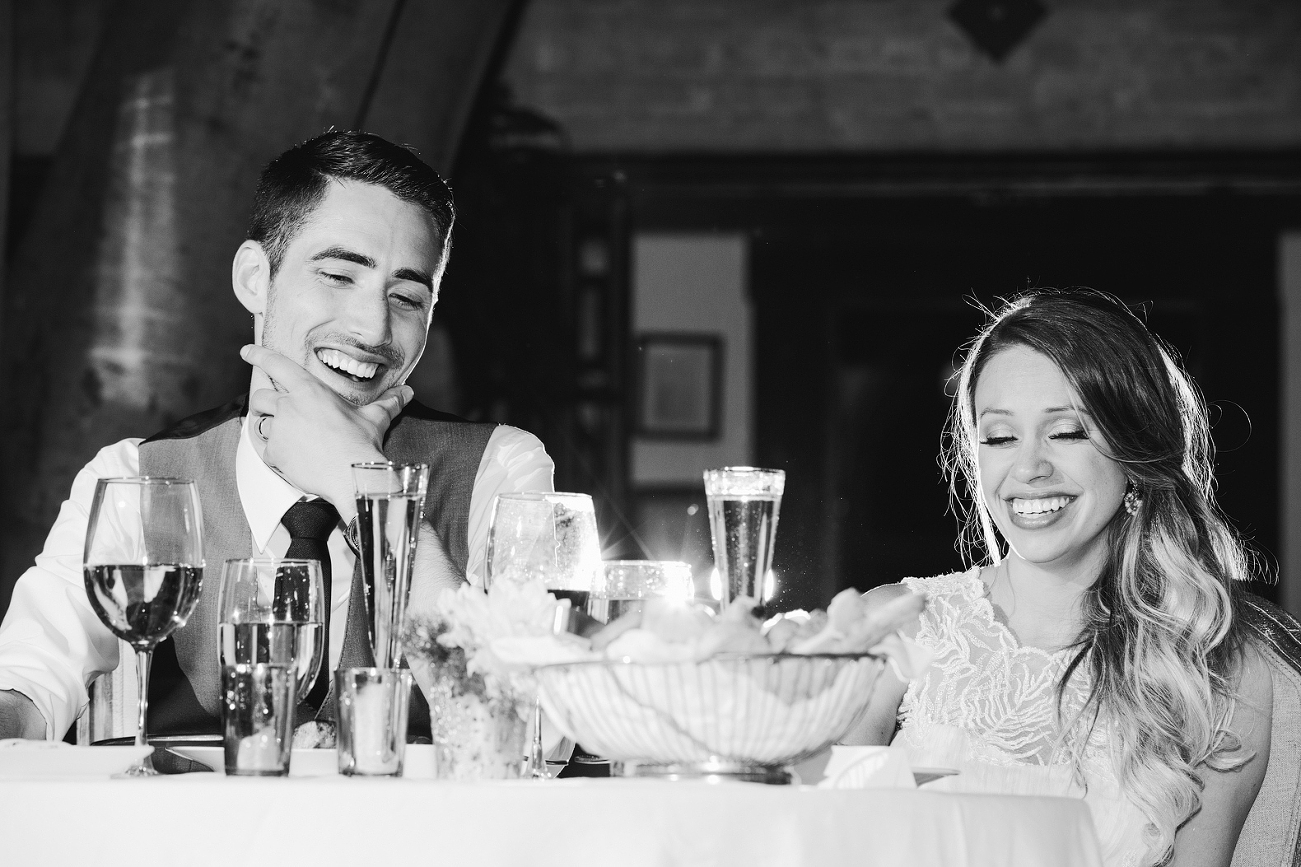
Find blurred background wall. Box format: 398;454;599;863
3;0;1300;616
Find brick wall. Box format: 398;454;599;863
502;0;1301;151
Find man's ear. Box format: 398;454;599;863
232;240;271;315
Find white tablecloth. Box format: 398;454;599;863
1;776;1102;867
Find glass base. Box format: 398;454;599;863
116;761;160;778
617;760;792;785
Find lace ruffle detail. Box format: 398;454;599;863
900;569;1094;767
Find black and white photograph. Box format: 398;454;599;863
0;2;1299;865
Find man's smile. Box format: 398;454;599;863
315;347;383;382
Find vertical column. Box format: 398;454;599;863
1279;232;1301;616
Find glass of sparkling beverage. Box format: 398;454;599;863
703;467;786;608
221;662;295;776
352;462;430;670
335;667;412;776
587;561;695;623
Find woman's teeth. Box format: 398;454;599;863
1012;496;1070;516
317;349;379;382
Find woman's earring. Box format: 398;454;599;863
1123;480;1142;517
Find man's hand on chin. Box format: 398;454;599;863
242;344;413;516
0;690;47;740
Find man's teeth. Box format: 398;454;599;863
317;349;379;380
1012;496;1070;516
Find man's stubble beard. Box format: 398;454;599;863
264;296;421;408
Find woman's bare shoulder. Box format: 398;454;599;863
862;582;924;639
862;582;914;607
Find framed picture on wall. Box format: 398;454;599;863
636;333;723;439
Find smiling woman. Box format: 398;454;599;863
845;289;1274;867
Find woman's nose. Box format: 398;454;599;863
1011;440;1053;482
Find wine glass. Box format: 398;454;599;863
217;559;325;704
486;492;602;779
83;478;204;776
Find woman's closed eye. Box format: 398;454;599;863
979;434;1016;446
1050;429;1089;441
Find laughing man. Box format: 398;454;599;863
0;130;553;740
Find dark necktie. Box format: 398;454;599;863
281;498;340;711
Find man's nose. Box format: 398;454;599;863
1011;439;1053;483
344;286;392;347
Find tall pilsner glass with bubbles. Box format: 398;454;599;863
353;462;430;668
703;467;785;608
83;478;204;776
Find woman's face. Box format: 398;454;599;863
973;345;1128;579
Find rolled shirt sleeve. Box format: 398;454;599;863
464;425;556;589
0;440;141;739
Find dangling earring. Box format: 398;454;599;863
1123;479;1143;517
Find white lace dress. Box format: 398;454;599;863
896;569;1152;867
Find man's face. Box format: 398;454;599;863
260;179;441;406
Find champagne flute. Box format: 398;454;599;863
217;559;325;703
83;478;204;776
486;492;601;779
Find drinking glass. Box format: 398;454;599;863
703;467;785;608
587;560;695;623
575;559;693;769
352;462;430;669
486;492;601;778
217;559;325;704
335;667;412;776
221;663;294;776
83;477;204;776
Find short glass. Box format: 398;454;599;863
587;561;695;623
221;663;295;776
217;558;326;704
335;667;412;777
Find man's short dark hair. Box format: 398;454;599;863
247;130;455;277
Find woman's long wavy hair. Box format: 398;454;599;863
943;289;1252;863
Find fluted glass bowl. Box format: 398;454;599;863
536;653;886;784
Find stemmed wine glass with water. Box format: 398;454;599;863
486;492;602;779
83;478;204;776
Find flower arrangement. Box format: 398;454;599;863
408;577;564;702
404;578;588;779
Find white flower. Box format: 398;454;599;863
430;578;567;699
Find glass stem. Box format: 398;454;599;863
529;696;548;779
135;649;154;768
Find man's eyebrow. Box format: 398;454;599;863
310;246;374;268
394;267;433;290
310;247;433;290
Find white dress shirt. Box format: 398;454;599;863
0;417;554;739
